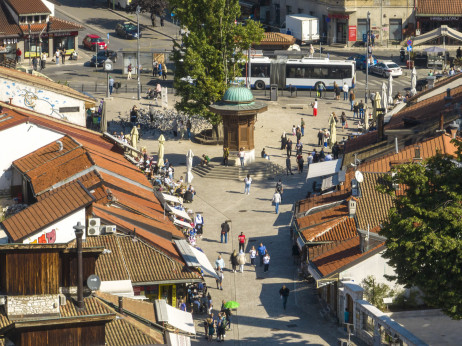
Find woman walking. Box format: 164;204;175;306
230;250;238;273
237;251;246;273
249;246;257;265
341;112;347;130
216;267;224;290
207;315;215;342
263;251;270;272
244;174;252;195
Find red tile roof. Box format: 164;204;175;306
296;190;351;215
106;317;158;346
302;217;357;243
4;0;50;15
1;181;94;242
0;108;28;131
259;32;296;45
296;202;348;231
311;236;385;276
60;296;114;318
48;16;83;32
417;0;462;15
0;2;22;37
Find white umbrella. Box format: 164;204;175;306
388;74;394;106
372;91;382;129
381;82;388;111
130;125;139;157
186;149;194;183
328;114;336;148
410;67;417;96
157;134;165;168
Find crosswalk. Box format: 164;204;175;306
355;76;413;93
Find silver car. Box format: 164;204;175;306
370;61;403;78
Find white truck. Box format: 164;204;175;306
284;14;319;45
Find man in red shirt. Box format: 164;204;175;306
238;232;246;252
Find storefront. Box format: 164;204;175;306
0;38;19;60
328;13;350;44
416;0;462;39
133;283;190;308
23;31;78;58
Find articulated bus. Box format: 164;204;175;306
237;57;356;91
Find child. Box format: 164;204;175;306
292;125;296;136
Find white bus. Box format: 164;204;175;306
238;57;356;91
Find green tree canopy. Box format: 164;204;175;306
378;139;462;319
170;0;264;129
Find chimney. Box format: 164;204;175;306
73;222;85;311
450;127;458;139
348;198;357;218
444;88;452;102
377;113;385;141
359;233;369;253
439;113;445;131
413;145;422;161
118;296;123;313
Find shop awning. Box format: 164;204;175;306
155;190;183;206
166;331;191;346
413;25;462;46
306;159;342;180
166;205;192;222
174;219;193;229
99;280;135;296
174;239;219;279
103;132;143;155
155;299;196;335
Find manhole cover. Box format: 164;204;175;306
287;324;298;328
239;210;247;212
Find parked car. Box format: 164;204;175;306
115;22;141;39
82;34;107;51
370;61;403;78
90;50;118;67
346;54;377;70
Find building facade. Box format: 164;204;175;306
268;0;416;46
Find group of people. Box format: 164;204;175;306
152;60;167;80
203;301;232;342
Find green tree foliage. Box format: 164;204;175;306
361;275;395;311
170;0;264;130
377;141;462;319
127;0;167;26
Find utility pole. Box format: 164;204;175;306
136;5;141;100
365;11;371;106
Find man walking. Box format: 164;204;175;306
279;285;290;310
238;232;246;252
342;82;349;100
263;251;270;272
317;129;324;146
215;255;225;270
108;76;114;95
300;118;305;136
286;138;292;157
272;190;281;214
220;220;230;243
257;243;266;266
286;156;294;175
127;63;133;80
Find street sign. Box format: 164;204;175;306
107;33;109;40
407;46;412;52
363;33;367;43
407;39;412;46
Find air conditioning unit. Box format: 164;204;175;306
103;225;116;234
88;218;100;228
59;294;67;306
87;218;101;236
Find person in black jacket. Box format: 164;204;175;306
279;285;290;310
220;221;230;244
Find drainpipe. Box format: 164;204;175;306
73;222;85;311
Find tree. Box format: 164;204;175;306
170;0;264;137
377;140;462;319
127;0;167;26
361;275;395;311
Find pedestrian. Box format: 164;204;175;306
172;119;178;137
279;285;290;310
263;251;270;272
317;129;324;146
32;56;38;71
62;49;66;64
223;146;230;166
221;302;232;330
179;120;184;139
158;62;162;78
316;83;324;98
353;101;359;118
312;98;318;117
55;50;60;65
237;250;246;273
349;89;355;111
300;118;305;136
204;314;210;339
286;138;293;157
230;250;238;272
162;64;167;80
152;60;158;77
207;293;213;314
298;155;304;173
257;242;266;266
40;52;46;70
160;17;165;26
281;133;287;150
127;63;132;80
15;48;21;63
217;312;226;341
207;315;216;341
341;112;347;130
272;189;281;214
179;299;187;312
108;76;114;95
359;100;365;118
244;174;252;195
239;147;245;166
292;124;296;136
334;82;341;100
220;220;230;243
249;246;257;265
215;255;225;270
296;140;303;156
216;267;224;290
296;127;302;142
186;119;192;140
238;232;246;252
276;179;283;195
286;155;294;175
342;82;349;100
195;213;204;238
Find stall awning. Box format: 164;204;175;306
174;219;193;229
155;299;196;335
103;132;142;155
99;280;134;296
166;331;191;346
306;159;342;180
413;25;462;46
167;205;192;222
174;239;219;279
155;190;183;206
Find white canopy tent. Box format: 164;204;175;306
155;299;196;335
413;25;462;46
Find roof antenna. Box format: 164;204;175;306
56;140;63;151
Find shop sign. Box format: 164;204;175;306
348;25;357;41
328;14;349;20
52;32;72;37
2;38;17;45
430;16;459;21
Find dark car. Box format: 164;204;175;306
346;54;378;70
90;50;118;67
115;22;141;39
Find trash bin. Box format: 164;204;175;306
270;84;278;101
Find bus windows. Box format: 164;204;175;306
312;66;328;79
329;66;352;79
286;65;306;78
251;64;269;78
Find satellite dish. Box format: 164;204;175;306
355;170;364;183
87;274;101;291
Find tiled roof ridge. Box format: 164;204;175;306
310;217;349;241
115;235;132;281
407;74;462;103
49;15;84;30
299;216;345;232
304;199;345;217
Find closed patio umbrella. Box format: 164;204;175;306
157;134;165;168
388;74;394;106
381;82;388;112
372;91;382;129
328;113;337;148
410;67;417;97
186;149;194;183
130;125;139;157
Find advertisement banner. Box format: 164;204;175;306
349;25;357;41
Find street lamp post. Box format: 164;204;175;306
136;5;141;100
365;11;371;106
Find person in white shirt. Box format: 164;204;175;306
272;190;282;214
239;148;245;167
244;174;252;195
249;246;257;266
325;153;333;161
342;82;349;100
195;213;204;238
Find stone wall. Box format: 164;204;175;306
6;295;60;317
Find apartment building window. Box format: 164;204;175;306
357;19;367;41
286;6;292;15
389;19;402;40
298;8;303;14
275;4;280;26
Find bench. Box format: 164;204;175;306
286;104;306;110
